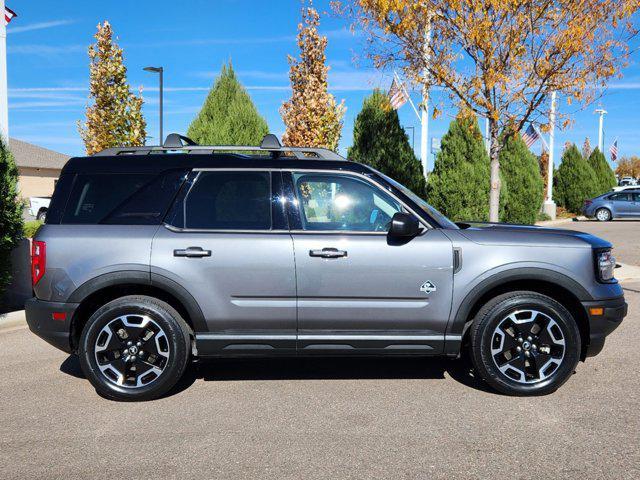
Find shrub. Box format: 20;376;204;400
427;115;490;221
23;220;43;239
588;148;617;195
554;144;599;213
499;132;545;224
348;90;426;197
0;140;24;296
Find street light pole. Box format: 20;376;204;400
595;108;607;152
144;66;164;145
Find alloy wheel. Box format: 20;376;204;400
94;314;170;388
490;309;565;384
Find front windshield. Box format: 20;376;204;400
373;170;459;229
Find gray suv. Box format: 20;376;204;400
26;134;627;400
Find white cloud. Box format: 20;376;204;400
9;20;76;34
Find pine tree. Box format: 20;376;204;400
348;90;426;196
588;147;617;195
187;63;269;145
280;1;345;150
554;144;599;213
0;140;24;297
78;21;146;155
499;132;545;224
427;114;491;221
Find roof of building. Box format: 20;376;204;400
10;138;70;170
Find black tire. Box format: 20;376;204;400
78;295;191;401
595;208;612;222
469;291;580;396
36;209;47;222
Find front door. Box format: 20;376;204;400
151;169;297;355
285;171;454;355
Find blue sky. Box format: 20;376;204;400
6;0;640;170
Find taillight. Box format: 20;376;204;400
584;200;593;207
31;240;46;286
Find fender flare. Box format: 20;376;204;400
447;267;593;337
67;270;207;332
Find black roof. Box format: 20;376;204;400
61;153;371;176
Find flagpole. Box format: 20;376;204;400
420;15;432;181
0;0;9;144
543;91;557;220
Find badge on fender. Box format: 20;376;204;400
420;281;436;294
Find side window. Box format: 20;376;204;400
609;193;631;202
293;172;402;232
633;192;640;202
183;171;272;230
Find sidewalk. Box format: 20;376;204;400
0;310;28;332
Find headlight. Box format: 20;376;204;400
595;249;616;282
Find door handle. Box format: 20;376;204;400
173;247;211;258
309;248;348;259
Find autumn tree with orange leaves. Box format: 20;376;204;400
281;1;345;151
336;0;639;221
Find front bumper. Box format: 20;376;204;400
582;295;627;357
25;298;79;353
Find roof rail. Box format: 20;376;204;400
93;133;345;160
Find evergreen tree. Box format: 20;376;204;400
0;140;24;297
348;90;425;196
427;115;490;221
588;147;617;194
499;132;544;224
554;144;599;213
187;63;269;145
280;2;345;150
78;21;146;155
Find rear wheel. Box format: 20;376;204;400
78;295;191;401
36;209;47;222
470;291;580;396
595;208;611;222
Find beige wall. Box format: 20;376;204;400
17;167;60;198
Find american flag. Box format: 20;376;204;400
521;124;540;148
609;139;618;162
388;78;408;110
4;6;16;26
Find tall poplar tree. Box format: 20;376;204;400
280;1;345;151
187;63;269;145
78;21;146;155
348;90;426;196
588;148;617;195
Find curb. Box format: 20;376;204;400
616;263;640;283
535;217;576;227
0;310;27;332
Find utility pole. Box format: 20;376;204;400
542;91;557;220
420;15;432;180
595;108;607;152
0;0;9;144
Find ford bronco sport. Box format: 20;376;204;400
26;134;627;400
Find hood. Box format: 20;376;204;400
455;222;612;249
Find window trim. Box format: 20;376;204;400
283;169;432;235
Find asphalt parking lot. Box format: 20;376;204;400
1;220;639;480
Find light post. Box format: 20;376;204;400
144;66;164;145
595;108;607;152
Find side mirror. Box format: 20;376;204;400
388;212;420;237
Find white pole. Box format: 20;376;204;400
0;0;9;144
420;16;431;180
595;108;607;152
542;91;557;220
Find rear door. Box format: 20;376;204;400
150;169;297;355
284;170;454;355
610;192;634;216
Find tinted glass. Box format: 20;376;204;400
609;193;631;201
293;173;401;232
633;192;640;202
62;174;152;224
184;171;271;230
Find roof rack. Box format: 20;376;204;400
93;133;345;160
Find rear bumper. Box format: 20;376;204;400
582;295;627;357
25;298;79;353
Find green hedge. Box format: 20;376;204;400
554;144;599;213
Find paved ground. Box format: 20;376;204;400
1;222;639;479
567;219;640;266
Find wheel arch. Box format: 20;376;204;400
448;268;591;360
67;271;207;351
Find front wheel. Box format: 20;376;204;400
78;295;191;401
470;291;580;396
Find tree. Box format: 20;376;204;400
499;132;545;224
281;1;345;150
588;148;617;194
78;21;146;155
539;150;550;195
615;156;640;179
336;0;639;221
348;90;426;196
0;140;24;297
427;114;490;221
582;138;593;160
554;144;599;213
187;63;269;145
